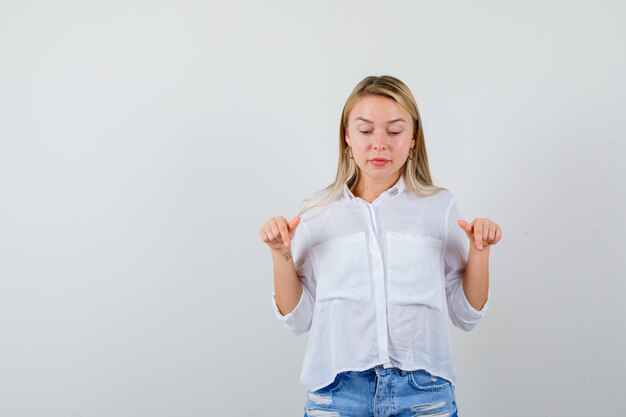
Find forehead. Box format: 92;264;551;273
350;95;410;123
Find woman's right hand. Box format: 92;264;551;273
259;215;301;251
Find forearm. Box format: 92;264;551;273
462;244;490;311
272;247;303;315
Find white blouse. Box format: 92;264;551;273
271;175;491;392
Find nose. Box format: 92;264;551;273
372;131;387;150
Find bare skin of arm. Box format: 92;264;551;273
458;217;502;311
272;247;303;315
260;215;303;316
463;244;490;311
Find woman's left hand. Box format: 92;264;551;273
458;218;502;250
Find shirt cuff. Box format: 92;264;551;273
271;288;314;335
455;282;491;321
272;289;304;321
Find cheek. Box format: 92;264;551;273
394;144;412;158
351;144;368;158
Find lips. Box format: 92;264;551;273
370;158;389;166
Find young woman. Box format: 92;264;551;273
259;75;502;417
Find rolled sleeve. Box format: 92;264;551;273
443;197;491;332
449;281;491;330
271;286;314;335
270;221;316;335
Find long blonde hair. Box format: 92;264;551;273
298;75;447;217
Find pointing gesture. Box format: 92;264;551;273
458;218;502;250
259;215;302;251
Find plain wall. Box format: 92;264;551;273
1;1;624;416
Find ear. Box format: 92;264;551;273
345;134;351;147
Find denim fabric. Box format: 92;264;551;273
304;365;458;417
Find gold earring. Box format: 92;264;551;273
408;148;416;161
345;146;353;160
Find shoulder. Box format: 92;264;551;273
406;187;456;209
433;188;456;204
436;189;462;216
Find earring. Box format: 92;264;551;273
408;148;416;161
345;146;353;160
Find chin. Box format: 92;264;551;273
364;169;394;178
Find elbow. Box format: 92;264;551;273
451;316;480;332
449;303;488;331
447;284;491;332
448;302;487;332
284;321;311;336
272;287;315;336
276;312;312;336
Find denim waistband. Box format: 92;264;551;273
371;364;410;376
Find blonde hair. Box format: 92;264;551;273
298;75;447;217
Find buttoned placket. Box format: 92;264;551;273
353;188;396;368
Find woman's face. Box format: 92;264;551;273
345;94;416;184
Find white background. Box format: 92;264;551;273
1;1;624;416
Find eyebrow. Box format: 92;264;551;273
354;117;406;124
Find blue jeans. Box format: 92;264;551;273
304;365;458;417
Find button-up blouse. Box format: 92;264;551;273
271;175;491;392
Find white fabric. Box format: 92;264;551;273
271;175;491;391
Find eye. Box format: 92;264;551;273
359;130;372;134
390;132;401;135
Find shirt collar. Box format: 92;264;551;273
343;175;406;200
